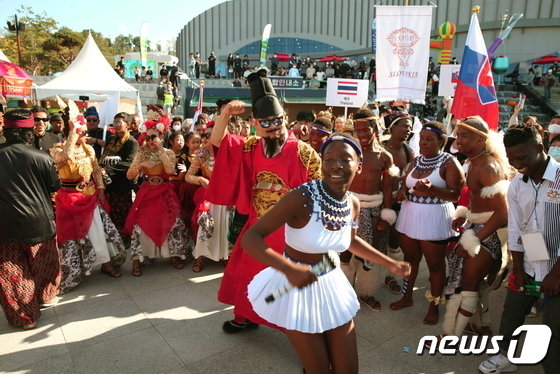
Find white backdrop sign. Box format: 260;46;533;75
439;64;462;97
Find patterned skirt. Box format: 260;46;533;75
0;237;61;326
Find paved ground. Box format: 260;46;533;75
1;256;544;374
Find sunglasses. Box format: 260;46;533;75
86;119;99;123
258;116;284;129
146;134;159;141
34;118;48;122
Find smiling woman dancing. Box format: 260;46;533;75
243;134;411;374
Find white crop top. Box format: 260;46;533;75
285;181;354;254
406;153;451;190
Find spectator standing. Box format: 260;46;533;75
195;52;202;79
270;53;279;75
134;66;140;82
234;53;242;79
169;62;180;89
0;109;61;330
544;70;556;100
227;53;234;78
189;53;196;78
159;65;169;83
31;106;60;153
208;51;217;77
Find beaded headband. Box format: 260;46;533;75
353;116;378;123
422;125;445;135
320;135;363;160
310;126;332;135
388;116;411;128
456;122;488;138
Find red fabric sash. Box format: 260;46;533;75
55;189;97;244
124;182;179;247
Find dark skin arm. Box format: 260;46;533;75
377;151;395;231
541;260;560;297
242;189;411;288
414;157;465;202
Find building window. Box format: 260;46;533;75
235;37;341;55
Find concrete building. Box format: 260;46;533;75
176;0;560;70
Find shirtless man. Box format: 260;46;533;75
342;109;399;310
442;116;509;338
382;113;414;295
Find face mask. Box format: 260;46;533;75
548;146;560;162
173;124;181;132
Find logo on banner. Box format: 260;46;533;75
337;81;358;95
387;27;420;67
417;325;551;364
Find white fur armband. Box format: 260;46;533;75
387;165;401;178
380;208;397;225
453;205;468;220
480;180;509;199
459;229;480;258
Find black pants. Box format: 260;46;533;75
497;286;560;373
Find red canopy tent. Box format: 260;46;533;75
318;54;345;63
531;54;560;65
269;53;291;62
0;60;32;98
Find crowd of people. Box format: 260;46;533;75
1;64;560;373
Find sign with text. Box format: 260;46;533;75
326;78;369;108
439;64;461;97
270;76;303;89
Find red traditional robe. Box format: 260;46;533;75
206;131;321;327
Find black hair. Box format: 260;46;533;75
503;124;540;148
313;117;333;132
30;105;48;114
320;132;363;160
185;131;200;142
113;112;131;124
4;128;34;145
296;110;315;123
168;130;184;144
421;121;448;147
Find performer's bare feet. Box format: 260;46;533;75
389;296;413;310
423;302;439;325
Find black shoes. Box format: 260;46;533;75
222;320;259;334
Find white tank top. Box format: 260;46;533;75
285;181;354;254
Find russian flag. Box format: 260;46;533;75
337;81;358;95
450;12;499;130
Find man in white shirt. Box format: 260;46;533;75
479;124;560;374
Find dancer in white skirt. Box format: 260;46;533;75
243;134;411;374
390;121;465;325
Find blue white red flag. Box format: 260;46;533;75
337;81;358;95
450;12;499;130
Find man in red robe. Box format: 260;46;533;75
207;69;322;333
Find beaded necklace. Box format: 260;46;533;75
414;152;446;174
305;180;356;229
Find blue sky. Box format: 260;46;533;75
0;0;226;43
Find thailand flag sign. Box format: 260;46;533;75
337;81;359;95
450;12;499;130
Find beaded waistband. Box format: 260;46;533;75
283;251;332;276
406;192;446;205
144;175;169;186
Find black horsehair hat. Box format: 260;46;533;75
247;69;284;119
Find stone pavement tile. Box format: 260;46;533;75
155;309;275;365
118;260;190;297
7;353;74;374
56;297;152;351
183;329;302;374
0;309;68;372
69;327;184;374
53;272;129;317
132;278;224;325
358;346;418;374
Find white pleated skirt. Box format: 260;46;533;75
248;265;360;333
395;200;456;241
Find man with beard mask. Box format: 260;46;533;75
207;69;322;333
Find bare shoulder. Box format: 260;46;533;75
473;157;505;186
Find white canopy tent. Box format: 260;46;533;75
0;49;10;62
35;34;142;126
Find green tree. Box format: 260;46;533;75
1;5;58;74
41;27;85;73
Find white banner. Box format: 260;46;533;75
439;64;461;97
375;6;432;104
325;78;369;108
